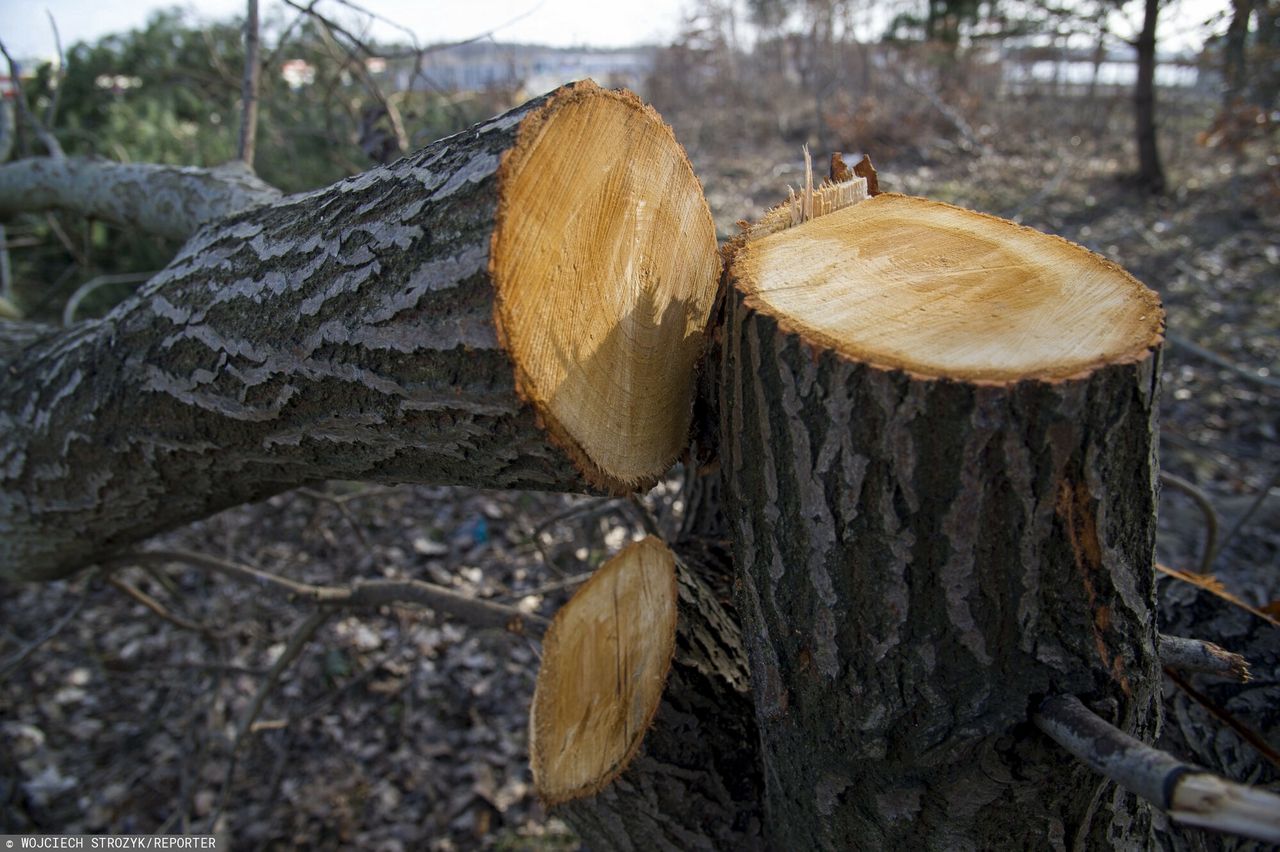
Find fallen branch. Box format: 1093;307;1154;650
1034;694;1280;844
118;548;548;637
1159;471;1220;573
1166;332;1280;392
0;157;281;240
0;581;89;681
107;574;216;636
1158;634;1250;681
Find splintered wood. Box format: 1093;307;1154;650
733;192;1163;382
745;147;870;241
529;537;678;806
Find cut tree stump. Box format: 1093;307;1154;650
530;536;764;850
721;189;1167;848
0;81;719;582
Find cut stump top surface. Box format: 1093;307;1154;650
530;536;678;806
732;193;1164;382
492;82;719;491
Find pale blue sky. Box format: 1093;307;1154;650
2;0;1229;61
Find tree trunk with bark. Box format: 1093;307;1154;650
721;189;1167;849
529;537;764;850
1135;0;1167;192
0;81;720;583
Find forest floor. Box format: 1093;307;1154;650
2;91;1277;850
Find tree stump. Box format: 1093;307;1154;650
721;191;1167;848
0;81;720;582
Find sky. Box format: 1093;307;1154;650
2;0;1230;61
2;0;689;59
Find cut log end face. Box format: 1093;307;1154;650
733;193;1165;382
492;81;720;492
530;536;678;806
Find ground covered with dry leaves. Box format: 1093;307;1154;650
2;92;1277;849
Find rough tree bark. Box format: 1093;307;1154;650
530;538;764;850
0;81;719;583
1134;0;1167;192
721;190;1167;849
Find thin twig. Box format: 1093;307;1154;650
1158;634;1250;681
1164;667;1280;771
1212;466;1279;567
107;575;215;635
628;495;664;539
209;609;329;831
117;549;548;637
237;0;262;167
0;38;64;158
43;12;67;134
62;271;156;324
1034;694;1280;843
1159;471;1220;573
0;584;89;681
1166;332;1280;392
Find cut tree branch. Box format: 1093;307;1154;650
1158;634;1250;681
0;83;718;583
0;158;281;240
1034;694;1280;844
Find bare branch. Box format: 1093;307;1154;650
63;271;156;325
1034;694;1280;844
107;574;215;635
0;158;281;241
43;12;67;134
238;0;262;167
1164;667;1280;771
1159;471;1220;573
281;0;409;157
118;549;548;637
1158;634;1250;681
0;38;64;158
1213;466;1279;567
1167;332;1280;392
211;609;330;831
0;582;89;681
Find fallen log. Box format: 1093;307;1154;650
0;81;720;582
721;187;1168;848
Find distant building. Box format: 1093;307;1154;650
393;42;655;97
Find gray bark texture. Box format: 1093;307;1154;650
720;283;1165;850
0;157;282;241
556;543;766;851
0;86;604;584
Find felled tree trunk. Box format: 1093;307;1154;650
0;81;720;583
721;190;1167;849
530;537;764;850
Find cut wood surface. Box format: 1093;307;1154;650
722;189;1167;848
0;81;720;583
530;536;679;806
733;193;1163;381
531;537;765;850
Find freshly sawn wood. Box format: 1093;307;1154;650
530;537;764;850
722;189;1167;848
0;81;720;582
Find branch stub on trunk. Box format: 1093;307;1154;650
530;536;677;806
